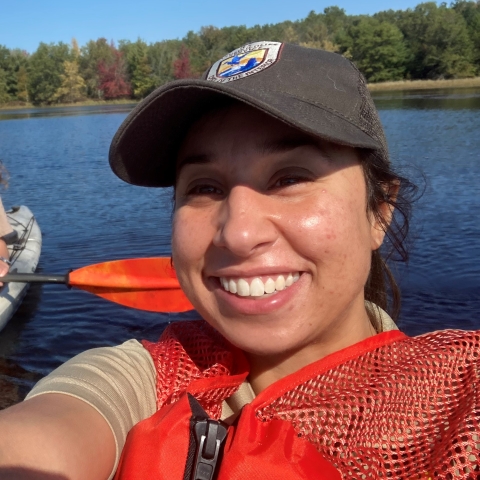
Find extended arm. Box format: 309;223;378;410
0;339;157;480
0;394;115;480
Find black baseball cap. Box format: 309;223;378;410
109;42;389;187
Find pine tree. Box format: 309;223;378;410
119;39;155;98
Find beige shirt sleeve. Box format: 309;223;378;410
0;198;13;238
25;339;157;480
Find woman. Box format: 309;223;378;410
0;42;478;480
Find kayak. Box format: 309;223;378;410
0;205;42;332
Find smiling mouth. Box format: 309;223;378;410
218;273;300;298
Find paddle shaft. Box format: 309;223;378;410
2;273;68;284
0;258;194;312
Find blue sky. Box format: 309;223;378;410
2;0;423;54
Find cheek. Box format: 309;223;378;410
171;209;200;268
171;206;216;277
285;193;372;266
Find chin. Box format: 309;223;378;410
215;321;308;358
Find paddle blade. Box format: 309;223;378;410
69;257;194;312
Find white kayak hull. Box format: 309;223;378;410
0;206;42;332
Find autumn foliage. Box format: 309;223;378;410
98;48;131;99
173;45;192;79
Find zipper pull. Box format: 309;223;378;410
192;418;228;480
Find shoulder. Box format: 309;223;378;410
390;329;480;373
26;338;158;475
410;329;480;355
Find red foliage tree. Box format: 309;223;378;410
173;45;193;79
98;48;131;99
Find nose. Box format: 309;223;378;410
213;185;278;257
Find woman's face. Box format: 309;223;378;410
172;103;386;363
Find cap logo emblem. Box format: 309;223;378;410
207;41;282;83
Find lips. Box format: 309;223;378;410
219;273;300;297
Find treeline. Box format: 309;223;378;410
1;1;479;106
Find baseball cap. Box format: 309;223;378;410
109;41;389;187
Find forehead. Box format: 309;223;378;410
177;102;322;165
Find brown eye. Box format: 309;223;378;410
188;184;223;196
272;175;311;189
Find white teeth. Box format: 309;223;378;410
250;278;264;296
219;273;300;297
275;275;286;291
237;278;250;296
228;279;237;294
264;278;276;294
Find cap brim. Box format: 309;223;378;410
109;78;381;187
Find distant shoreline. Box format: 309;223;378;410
1;77;479;111
368;77;480;92
0;98;138;111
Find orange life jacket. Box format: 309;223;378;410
115;321;480;479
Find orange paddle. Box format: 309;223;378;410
2;257;195;312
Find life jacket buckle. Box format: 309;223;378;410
192;419;228;480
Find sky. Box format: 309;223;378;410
2;0;424;54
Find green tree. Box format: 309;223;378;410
343;17;409;82
453;0;480;72
221;25;259;52
183;27;227;76
323;6;348;34
296;11;338;51
0;46;14;102
0;46;29;102
119;39;155;98
79;38;116;98
16;65;28;102
148;40;182;86
399;2;475;78
0;69;9;104
28;42;72;105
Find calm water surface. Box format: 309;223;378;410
0;91;479;405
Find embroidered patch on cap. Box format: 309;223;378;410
207;41;282;83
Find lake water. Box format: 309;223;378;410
0;89;479;407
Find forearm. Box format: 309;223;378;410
0;394;116;480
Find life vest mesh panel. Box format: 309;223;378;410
145;323;480;478
143;321;242;419
256;330;480;479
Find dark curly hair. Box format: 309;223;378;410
360;149;418;331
